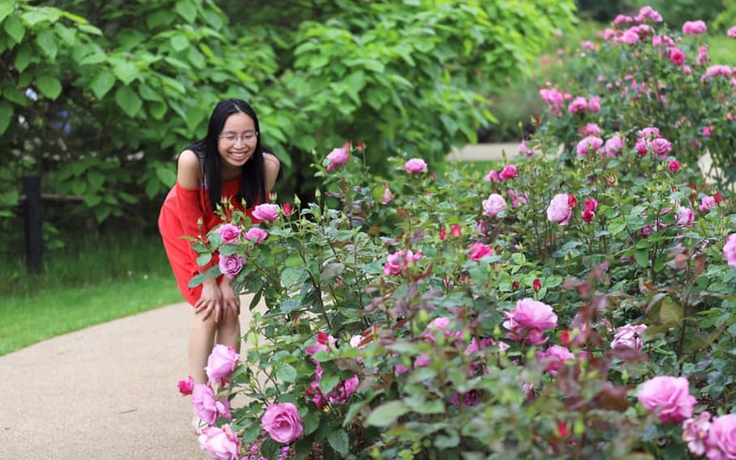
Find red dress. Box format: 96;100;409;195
158;177;258;306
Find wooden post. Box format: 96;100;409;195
23;175;43;274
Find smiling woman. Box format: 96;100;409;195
157;98;281;390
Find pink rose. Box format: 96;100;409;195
206;344;239;385
699;196;717;212
177;376;194;395
728;26;736;39
604;134;625;156
622;29;640;44
702;65;732;81
327;374;360;404
568;96;588;114
668;160;681;172
587;96;601;113
252;203;280;222
467;242;493;261
383;249;423;275
216;223;242;243
218;254;245;279
381;184;394;205
484;169;500;182
244;227;268;243
706;413;736;460
326;147;349;171
499;164;518;180
198;425;240;460
635;6;663;22
683;412;711;456
724;234;736;268
683;20;707;35
404;158;428;174
519;140;535;157
576;135;603;157
192;383;232;425
676;206;695;227
611;324;647;350
503;298;558;345
482;193;507;218
547;193;573;225
262;402;304;443
669;47;685;66
637;376;697;423
507;189;527;209
703;125;714;137
536;345;575;376
579;123;601;136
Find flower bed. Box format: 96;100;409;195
184;6;736;460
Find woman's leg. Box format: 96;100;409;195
215;305;241;352
188;311;218;384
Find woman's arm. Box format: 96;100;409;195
263;152;281;194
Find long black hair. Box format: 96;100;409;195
188;98;266;213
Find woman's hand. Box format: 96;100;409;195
194;278;223;322
219;277;241;318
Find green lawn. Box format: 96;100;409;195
0;232;182;356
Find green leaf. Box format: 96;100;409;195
327;429;349;455
276;364;297;383
175;0;198;23
0;102;13;135
660;300;683;327
149;101;167;120
319;372;339;394
155;163;177;186
0;2;15;24
170;34;190;52
87;171;105;193
196;253;212;267
36;30;58;60
14;42;33;72
115;85;142;117
279;299;301;314
112;60;140;85
184;106;206;131
78;24;102;35
365;400;410;427
90;69;115;99
280;267;308;289
634;248;649;268
4;14;26;43
36;75;62;99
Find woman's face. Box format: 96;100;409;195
217;112;258;170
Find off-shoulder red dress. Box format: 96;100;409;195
158;176;258;306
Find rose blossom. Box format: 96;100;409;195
683;20;707;35
568;96;588;114
604;134;625;156
261;402;304;443
206;344;239;385
669;47;685;66
198;425;240;460
178;376;194;395
579;123;601;136
216;223;242;243
576;136;603;157
482;193;507;218
404;158;428;174
729;26;736;39
383;249;423;275
244;227;268;243
503;298;558;345
587;96;601;113
683;412;712;456
676;206;695;227
637;376;697;423
252;203;280;222
484;169;500;182
192;383;232;425
325;147;349;171
499;164;518;180
381;183;394;205
547;193;574;225
611;324;647;350
536;345;575;376
706;413;736;460
218;254;245;279
467;242;493;261
724;233;736;268
326;374;359;404
668;160;681;172
703;125;714;137
699;196;717;212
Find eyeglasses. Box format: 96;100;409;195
219;132;258;143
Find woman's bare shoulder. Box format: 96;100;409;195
177;149;202;190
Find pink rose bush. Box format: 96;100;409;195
706;414;736;460
503;298;558;345
404;158;428;174
251;203;280;222
683;412;712;456
206;344;239;386
193;383;233;425
610;324;647;351
467;242;493;261
216;223;242;243
261;403;303;443
383;249;423;275
198;425;240;460
482;193;507;217
218;254;245;279
325;146;349;171
547;193;575;225
724;234;736;268
244;227;268;244
637;376;696;423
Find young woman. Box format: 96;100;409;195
158;99;280;388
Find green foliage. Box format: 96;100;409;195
196;138;735;458
0;0;576;250
713;0;736;32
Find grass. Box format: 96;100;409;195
0;231;183;356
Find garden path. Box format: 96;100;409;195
0;142;716;460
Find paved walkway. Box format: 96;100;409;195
0;142;720;460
